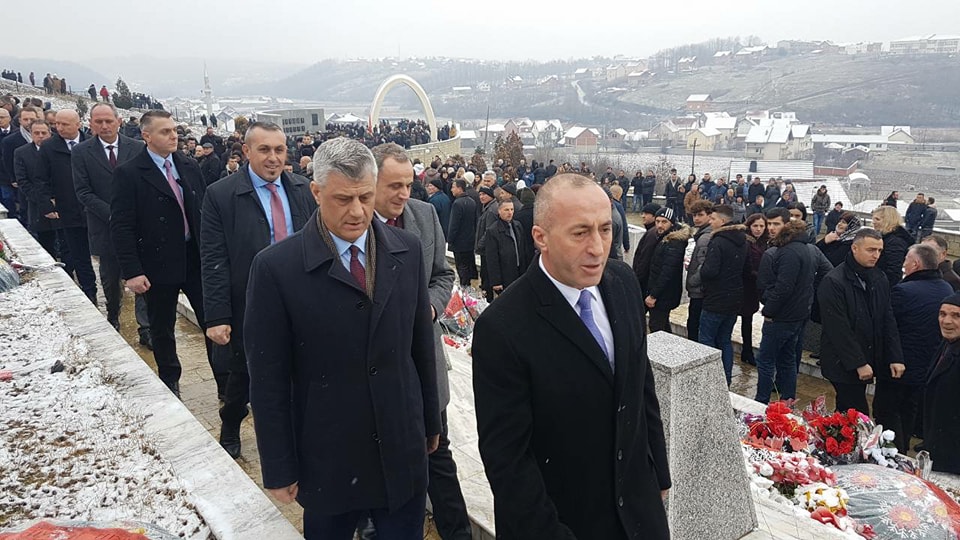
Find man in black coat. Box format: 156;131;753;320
818;228;905;415
484;199;530;296
920;197;938;239
825;202;844;233
37;110;98;302
922;235;960;292
905;193;926;239
1;107;41;224
645;207;691;333
631;203;661;296
543;159;557;180
448;179;477;287
72;103;149;338
880;244;952;451
244;137;440;539
640;169;657;210
111;110;221;398
14;120;58;256
924;293;960;474
197;143;221;186
473;174;670;540
698;204;747;385
200;122;316;459
663;168;683;215
475;186;500;301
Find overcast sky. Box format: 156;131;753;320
10;0;959;63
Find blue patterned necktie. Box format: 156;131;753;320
577;290;610;363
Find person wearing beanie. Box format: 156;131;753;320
426;176;452;239
475;186;501;301
645;207;691;333
819;228;904;416
923;292;960;473
632;203;662;296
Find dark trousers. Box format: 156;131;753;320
61;226;97;302
305;489;426;540
754;320;804;404
699;310;737;385
686;297;703;342
648;308;672;334
97;249;149;333
832;381;870;417
143;242;214;387
740;311;757;362
219;341;250;427
873;380;921;452
0;185;18;220
452;251;477;287
36;229;73;276
478;253;493;302
427;410;472;539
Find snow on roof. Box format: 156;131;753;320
745;124;792;144
811;134;891;145
627;71;647;77
589;128;601;136
791;125;810;138
574;68;589;74
693;127;721;138
459;130;478;139
484;123;505;132
881;126;911;136
565;126;592;139
705;116;738;131
729;160;816;181
714;51;732;57
686;94;711;102
611;128;629;136
893;34;960;42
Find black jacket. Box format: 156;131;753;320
742;235;767;315
111;147;206;284
199;153;221;186
905;201;926;231
816;237;853;268
647;224;692;311
199;167;316;343
640;174;657;195
921;206;938;230
825;209;844;233
13;142;54;232
447;193;477;252
631;224;660;294
700;223;747;315
244;216;440;513
37;133;88;229
473;260;670;540
758;221;820;322
924;339;960;474
0;130;28;187
514;204;535;259
664;179;682;205
744;203;764;218
878;226;913;289
544;163;557;178
71;135;145;256
485;218;530;291
940;260;960;292
747;182;764;203
818;254;903;385
890;269;953;386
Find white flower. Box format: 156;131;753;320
881;429;896;442
758;463;774;477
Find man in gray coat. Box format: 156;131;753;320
72;103;150;342
368;143;471;539
685;199;714;342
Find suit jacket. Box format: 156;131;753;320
484;218;530;291
447;193;477;253
72;134;144;255
244;215;441;514
924;339;960;474
36;133;89;229
13;142;54;232
0;129;26;186
399;199;455;410
200;167;316;367
111;147;206;284
472;259;671;540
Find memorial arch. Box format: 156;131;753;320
369;75;437;143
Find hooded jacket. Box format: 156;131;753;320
757;220;819;322
647;224;692;311
818;253;903;385
685;224;712;298
891;269;953;386
700;223;747;315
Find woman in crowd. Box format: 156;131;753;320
740;213;768;366
872;205;915;288
816;213;861;267
731;194;746;223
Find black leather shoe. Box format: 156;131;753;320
139;333;153;350
166;381;181;399
108;318;120;331
741;354;757;366
220;423;242;459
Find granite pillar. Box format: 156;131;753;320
647;331;757;539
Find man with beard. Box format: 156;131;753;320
645;207;691;333
631;203;662;297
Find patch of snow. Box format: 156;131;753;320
0;281;210;539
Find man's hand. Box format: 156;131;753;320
493;285;503;293
431;306;436;321
856;364;874;381
126;274;151;294
44;212;59;219
890;363;906;379
644;295;656;308
206;324;232;346
661;489;669;501
427;434;440;454
269;482;298;504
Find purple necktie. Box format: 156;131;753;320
107;145;117;168
264;182;288;242
577;290;610;363
349;245;366;289
163;159;190;239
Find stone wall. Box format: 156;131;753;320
406;135;463;163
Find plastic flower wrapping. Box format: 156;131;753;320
439;285;488;338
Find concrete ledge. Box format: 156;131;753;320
0;220;301;540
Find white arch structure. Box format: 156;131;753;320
369;75;438;143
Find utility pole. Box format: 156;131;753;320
690;138;698;175
482;104;490;153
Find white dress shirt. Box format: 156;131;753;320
100;136;120;161
539;257;615;371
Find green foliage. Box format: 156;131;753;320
470;147;487;172
75;97;88;118
112;77;134;110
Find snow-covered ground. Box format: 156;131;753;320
0;280;210;539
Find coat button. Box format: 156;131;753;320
618;496;624;507
369;367;378;376
617;449;623;461
372;432;380;442
356;301;366;309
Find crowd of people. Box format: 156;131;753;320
2;89;960;538
312;118;453;149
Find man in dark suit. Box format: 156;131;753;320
72;103;149;341
473;174;671;540
14;120;55;253
366;143;470;540
244;137;441;540
2;106;42;224
448;178;478;288
200;122;316;459
37;110;98;302
198;142;221;186
111;110;221;398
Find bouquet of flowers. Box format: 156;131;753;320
745;401;810;453
795;483;849;516
753;452;837;498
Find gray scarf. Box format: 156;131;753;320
316;213;377;298
19;125;30;141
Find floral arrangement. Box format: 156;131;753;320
796;483;849;515
805;408;860;460
753;452;836;498
745;401;809;453
0;239;6;262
